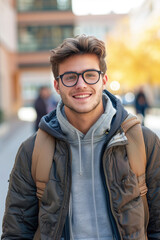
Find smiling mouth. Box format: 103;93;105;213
73;94;91;99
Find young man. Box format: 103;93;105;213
2;35;160;239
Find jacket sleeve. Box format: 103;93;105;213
1;135;38;240
143;127;160;239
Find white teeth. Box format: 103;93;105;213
74;94;90;98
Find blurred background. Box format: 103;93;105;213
0;0;160;235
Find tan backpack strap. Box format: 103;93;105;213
32;129;55;200
121;116;147;178
121;116;140;133
121;115;149;231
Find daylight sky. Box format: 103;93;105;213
72;0;145;15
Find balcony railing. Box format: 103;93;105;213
17;0;72;12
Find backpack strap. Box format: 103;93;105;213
32;129;55;240
31;129;55;200
121;116;147;180
121;115;149;232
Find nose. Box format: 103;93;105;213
75;74;87;88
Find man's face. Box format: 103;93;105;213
54;54;107;117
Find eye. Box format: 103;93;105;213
86;73;94;77
85;71;97;79
64;73;77;81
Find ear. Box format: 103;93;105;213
102;74;108;89
54;79;60;95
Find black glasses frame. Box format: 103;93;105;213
56;69;103;87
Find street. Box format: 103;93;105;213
0;109;160;236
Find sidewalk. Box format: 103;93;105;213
0;117;34;236
0;116;33;147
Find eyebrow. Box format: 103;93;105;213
61;69;99;74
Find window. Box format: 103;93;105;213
17;0;72;11
18;25;74;52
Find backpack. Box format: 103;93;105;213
31;115;149;239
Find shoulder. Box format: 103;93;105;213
142;126;160;163
22;133;36;153
142;126;160;147
16;133;37;171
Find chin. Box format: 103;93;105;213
73;107;95;114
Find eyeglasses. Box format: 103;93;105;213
56;69;103;87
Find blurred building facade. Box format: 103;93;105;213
0;0;18;121
130;0;160;34
17;0;75;106
74;13;127;41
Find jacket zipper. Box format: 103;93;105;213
64;214;70;240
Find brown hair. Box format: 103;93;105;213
50;34;107;79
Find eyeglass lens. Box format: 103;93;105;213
62;70;100;86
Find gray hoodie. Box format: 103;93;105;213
57;94;116;240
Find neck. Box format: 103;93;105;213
64;106;104;134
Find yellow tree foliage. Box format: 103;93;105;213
106;18;160;94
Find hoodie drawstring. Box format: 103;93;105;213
69;193;74;240
76;131;82;176
91;128;100;240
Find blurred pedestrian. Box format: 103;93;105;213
2;35;160;240
134;88;149;125
46;91;58;113
34;86;57;131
